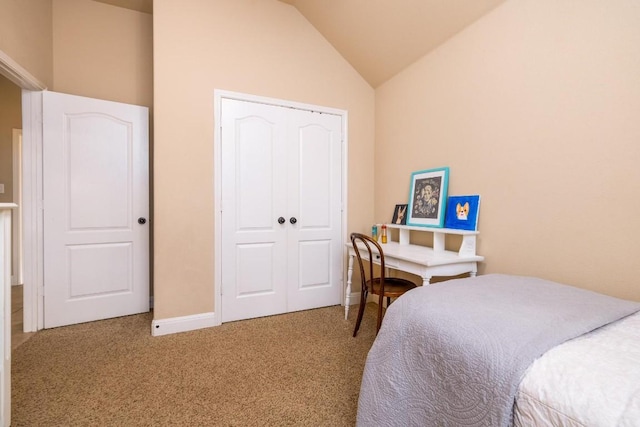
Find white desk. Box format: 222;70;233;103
344;225;484;320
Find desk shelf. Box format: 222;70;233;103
382;224;479;257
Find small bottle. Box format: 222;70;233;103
381;224;387;244
372;225;378;241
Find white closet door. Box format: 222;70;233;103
286;109;343;312
220;99;288;322
221;98;343;322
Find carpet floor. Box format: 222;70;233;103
12;304;377;426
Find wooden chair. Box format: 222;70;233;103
350;232;418;337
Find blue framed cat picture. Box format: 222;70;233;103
444;195;480;231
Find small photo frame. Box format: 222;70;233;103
391;204;408;225
444;195;481;231
407;167;449;228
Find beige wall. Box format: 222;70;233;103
0;0;52;204
0;0;53;87
8;0;632;322
52;0;153;107
0;74;21;203
376;0;640;301
153;0;375;319
0;0;152;215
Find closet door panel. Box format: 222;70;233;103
220;99;287;322
287;110;343;311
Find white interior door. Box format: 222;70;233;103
220;97;342;323
43;91;149;329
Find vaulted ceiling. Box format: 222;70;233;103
91;0;506;87
279;0;506;87
92;0;152;14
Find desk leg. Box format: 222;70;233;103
470;263;478;277
422;275;432;286
345;254;354;320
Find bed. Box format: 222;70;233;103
356;274;640;427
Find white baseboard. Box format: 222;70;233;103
151;311;217;337
348;291;360;305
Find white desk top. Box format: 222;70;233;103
347;241;484;268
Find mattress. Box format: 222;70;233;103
514;311;640;426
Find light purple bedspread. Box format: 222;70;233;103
356;274;640;427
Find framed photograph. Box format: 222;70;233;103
407;167;449;228
444;195;481;231
391;204;408;225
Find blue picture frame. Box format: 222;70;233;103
407;167;449;228
444;195;481;231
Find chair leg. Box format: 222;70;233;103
353;290;368;337
376;294;384;334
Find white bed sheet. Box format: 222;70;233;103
514;311;640;427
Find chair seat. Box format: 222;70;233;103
368;277;417;298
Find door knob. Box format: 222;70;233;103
290;217;297;224
138;217;147;225
278;217;285;224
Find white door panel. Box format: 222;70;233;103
221;99;287;322
43;91;149;329
221;97;342;322
236;243;276;295
67;243;132;296
66;115;131;228
298;240;331;287
298;125;333;226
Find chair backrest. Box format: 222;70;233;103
350;232;387;292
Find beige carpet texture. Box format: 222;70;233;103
12;304;378;426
